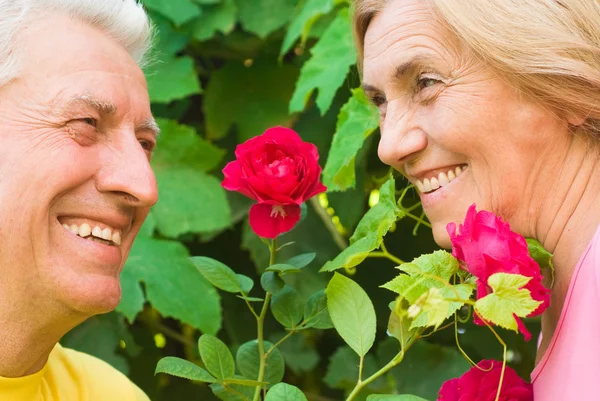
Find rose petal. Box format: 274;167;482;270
248;203;301;239
514;314;532;342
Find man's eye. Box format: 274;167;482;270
139;139;155;152
370;94;386;107
80;117;97;127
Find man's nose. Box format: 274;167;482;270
377;101;428;168
96;133;158;207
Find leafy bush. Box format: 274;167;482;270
60;1;542;400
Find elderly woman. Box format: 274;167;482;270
0;0;157;399
353;0;600;398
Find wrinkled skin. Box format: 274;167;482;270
0;12;158;376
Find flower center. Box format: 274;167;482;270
270;205;287;219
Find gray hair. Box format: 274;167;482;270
0;0;153;87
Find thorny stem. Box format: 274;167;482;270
226;385;251;401
252;238;277;401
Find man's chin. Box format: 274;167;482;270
56;276;123;316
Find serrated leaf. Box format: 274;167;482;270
155;357;217;382
289;8;356;115
323;88;380;191
147;56;202;103
409;284;474;330
235;0;296;38
144;0;201;26
118;237;221;334
236;340;285;386
280;0;335;56
191;256;247;293
204;60;298;141
320;233;378;272
350;176;398;242
266;264;301;275
265;383;308;401
152;119;225;172
190;0;237;41
367;396;430;401
223;377;268;387
475;273;542;332
261;272;285;294
326;273;376;357
271;285;304;328
198;334;236;380
303;289;333;329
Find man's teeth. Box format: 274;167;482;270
415;165;466;194
62;222;122;245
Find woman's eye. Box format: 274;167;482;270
139;139;155;153
416;76;441;91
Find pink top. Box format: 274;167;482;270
532;224;600;399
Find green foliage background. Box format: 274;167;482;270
60;1;541;399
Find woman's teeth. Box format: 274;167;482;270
61;222;122;245
415;165;466;194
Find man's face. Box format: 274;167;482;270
0;13;158;315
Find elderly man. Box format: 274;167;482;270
0;0;158;399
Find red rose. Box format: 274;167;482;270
221;127;326;239
437;360;533;401
446;204;550;340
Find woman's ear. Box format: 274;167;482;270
566;112;588;127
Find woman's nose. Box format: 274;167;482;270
377;102;428;168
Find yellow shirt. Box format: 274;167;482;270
0;344;150;401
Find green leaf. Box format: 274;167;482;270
326;273;376;357
324;345;384;391
236;340;285;386
155;357;217;382
409;284;474;330
147;56;202;103
236;295;264;302
265;383;308;401
190;0;237;41
144;0;201;26
222;377;268;387
285;252;316;269
320;233;378;272
280;0;335;56
118;237;221;334
381;339;469;399
192;256;249;293
153;119;225;172
204;59;298;141
210;378;255;401
367;396;430;401
198;334;236;380
526;238;553;269
289;8;356;115
266;264;301;275
237;274;254;294
323;88;380;191
350;176;398;243
475;273;542;333
150;13;189;57
150;119;230;237
303;289;333;329
235;0;296;38
386;301;417;349
153;167;231;237
271;285;304;328
269;331;319;374
261;271;285;294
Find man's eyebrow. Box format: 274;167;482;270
137;117;160;139
64;94;117;115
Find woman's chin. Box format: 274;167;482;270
432;222;453;249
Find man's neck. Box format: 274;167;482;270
0;293;83;377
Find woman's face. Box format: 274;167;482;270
362;0;572;247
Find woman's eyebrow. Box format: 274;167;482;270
362;54;440;92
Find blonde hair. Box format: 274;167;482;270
353;0;600;137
